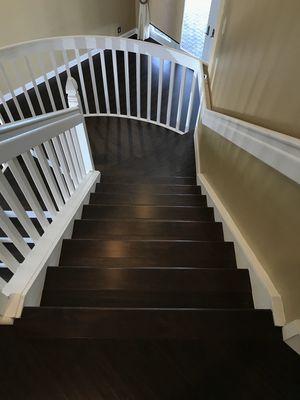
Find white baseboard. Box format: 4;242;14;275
283;320;300;355
197;172;285;327
149;25;180;49
120;28;138;38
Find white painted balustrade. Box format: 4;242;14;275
0;36;202;134
0;99;98;323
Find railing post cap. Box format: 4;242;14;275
66;77;78;94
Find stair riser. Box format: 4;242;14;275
41;291;254;309
90;193;207;206
15;309;275;340
59;240;236;268
72;220;224;241
82;205;215;221
101;176;196;185
43;267;252;292
96;183;202;194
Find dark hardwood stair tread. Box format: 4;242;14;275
82;204;215;221
59;239;236;268
42;267;253;308
89;192;207;206
72;219;223;241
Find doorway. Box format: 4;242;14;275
181;0;212;58
181;0;222;62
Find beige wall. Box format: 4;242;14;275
0;0;135;92
0;0;136;48
199;125;300;323
211;0;300;139
135;0;185;42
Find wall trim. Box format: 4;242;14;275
283;320;300;355
202;108;300;185
196;171;285;327
149;25;180;49
120;28;138;38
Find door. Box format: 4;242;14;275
181;0;212;59
202;0;223;63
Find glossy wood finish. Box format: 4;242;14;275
0;336;299;400
41;267;253;308
86;117;196;176
89;192;207;206
1;110;300;398
95;182;202;194
14;308;275;340
82;204;215;221
60;239;236;269
72;219;224;241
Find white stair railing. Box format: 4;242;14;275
0;102;99;323
0;36;202;135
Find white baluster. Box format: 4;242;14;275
6;158;49;230
12;63;36;117
0;242;19;273
136;53;141;118
62;49;71;78
100;50;111;114
157;59;164;123
0;91;14;123
38;56;57;112
0;205;30;257
34;145;64;210
66;77;94;174
59;133;79;189
43;140;70;202
0;62;24;120
88;50;100;114
51;137;75;195
147;55;152;121
64;130;83;182
112;50;121;115
50;51;67;109
75;49;89;114
22;151;57;218
70;127;86;178
0;171;40;242
166;62;175;127
185;71;197;133
176;66;187;131
24;56;46;114
124;50;131;117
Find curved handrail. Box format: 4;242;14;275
0;35;201;71
0;35;202;134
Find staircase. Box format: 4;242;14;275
8;174;278;339
1;126;300;397
0;33;299;398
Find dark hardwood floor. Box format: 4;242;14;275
0;33;299;397
0;116;299;399
86;116;196;176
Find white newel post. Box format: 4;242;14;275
66;77;94;173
